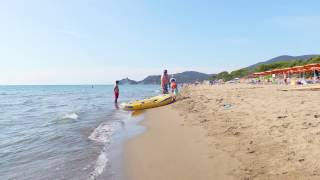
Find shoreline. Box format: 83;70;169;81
123;106;239;180
98;110;146;180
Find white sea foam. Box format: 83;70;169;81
88;149;109;180
54;112;80;124
119;103;126;109
62;112;79;120
88;122;115;180
88;123;114;144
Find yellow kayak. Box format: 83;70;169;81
122;94;174;111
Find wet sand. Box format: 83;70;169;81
124;106;239;180
124;84;320;180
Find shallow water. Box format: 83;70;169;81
0;85;158;180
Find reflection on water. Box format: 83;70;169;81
114;103;120;110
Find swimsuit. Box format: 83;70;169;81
114;86;119;99
114;92;119;98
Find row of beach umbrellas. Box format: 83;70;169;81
250;63;320;78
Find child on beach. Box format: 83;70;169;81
170;78;178;97
114;81;120;103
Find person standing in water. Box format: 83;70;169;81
161;69;170;94
114;80;120;103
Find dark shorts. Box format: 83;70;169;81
114;92;119;98
162;84;169;94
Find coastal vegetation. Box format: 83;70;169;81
210;56;320;81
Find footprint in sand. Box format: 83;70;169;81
269;125;285;136
281;122;290;128
302;122;319;129
277;115;288;119
216;98;224;104
200;119;209;123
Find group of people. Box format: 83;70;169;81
113;69;178;103
160;69;178;95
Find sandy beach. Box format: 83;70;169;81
124;84;320;180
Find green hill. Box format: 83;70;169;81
247;55;319;69
138;71;211;84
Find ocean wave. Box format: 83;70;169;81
46;104;68;109
53;112;79;124
25;108;37;113
22;99;33;105
61;112;79;120
1;98;35;107
0;102;25;107
0;103;15;107
88;122;115;180
46;105;58;109
74;97;86;101
88;149;109;180
88;123;114;144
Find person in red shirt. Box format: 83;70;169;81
114;81;120;103
170;78;178;98
161;70;170;94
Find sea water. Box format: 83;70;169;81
0;85;160;180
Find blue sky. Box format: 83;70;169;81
1;0;320;84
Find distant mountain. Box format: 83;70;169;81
118;78;138;85
120;71;211;85
169;71;211;83
247;55;319;69
138;71;211;84
138;75;160;84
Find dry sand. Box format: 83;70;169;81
125;84;320;180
